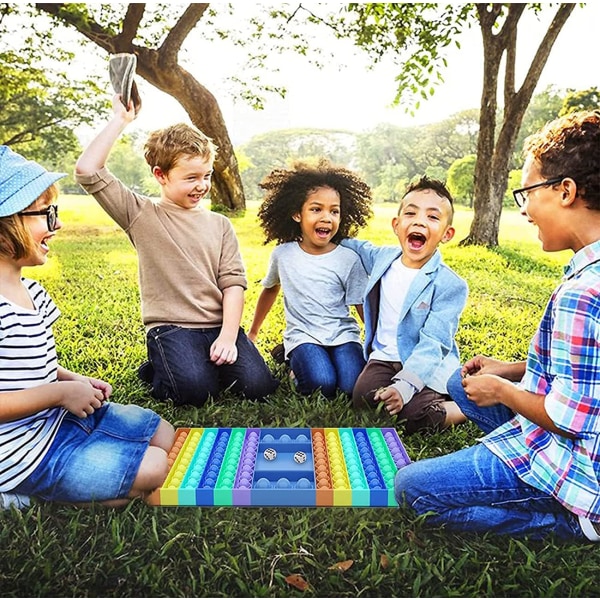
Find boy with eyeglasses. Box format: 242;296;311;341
395;110;600;541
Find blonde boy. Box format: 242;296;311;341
76;96;278;407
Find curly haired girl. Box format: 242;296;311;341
248;159;373;398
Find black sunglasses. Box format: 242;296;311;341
18;204;59;232
512;177;564;208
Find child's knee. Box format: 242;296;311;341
173;377;215;407
240;373;279;400
394;463;425;507
132;446;170;495
151;418;175;451
446;368;465;403
298;377;336;398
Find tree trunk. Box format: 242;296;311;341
461;3;575;247
36;3;246;211
135;51;246;211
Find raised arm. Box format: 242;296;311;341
75;94;137;175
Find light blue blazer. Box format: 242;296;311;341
341;238;468;394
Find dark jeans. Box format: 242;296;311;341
288;341;365;398
352;359;447;433
144;325;279;407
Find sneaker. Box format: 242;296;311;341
578;515;600;541
0;492;30;511
137;360;154;385
109;53;141;112
270;343;286;365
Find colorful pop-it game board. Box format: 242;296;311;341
148;427;411;507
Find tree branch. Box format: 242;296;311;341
159;3;209;66
117;3;146;50
516;3;576;103
500;5;525;112
36;3;116;53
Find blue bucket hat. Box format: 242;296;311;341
0;145;67;217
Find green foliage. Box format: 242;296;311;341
447;154;476;206
512;84;564;167
237;108;480;207
505;169;523;207
106;133;158;196
3;196;595;597
238;129;357;202
372;163;407;203
339;4;472;113
559;86;600;116
340;3;578;247
355;123;416;189
0;44;106;167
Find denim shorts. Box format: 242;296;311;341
14;402;160;503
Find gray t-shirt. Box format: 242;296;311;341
262;242;368;356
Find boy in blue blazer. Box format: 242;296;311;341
342;176;468;433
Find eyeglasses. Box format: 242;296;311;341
18;204;59;232
512;177;564;208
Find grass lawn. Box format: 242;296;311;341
2;196;597;597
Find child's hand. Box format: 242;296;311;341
461;355;525;382
461;355;505;378
67;373;112;400
374;386;404;416
112;93;137;124
210;335;238;365
86;376;113;400
462;373;504;407
57;380;106;418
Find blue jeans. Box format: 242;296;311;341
146;325;279;407
446;368;514;434
288;342;365;397
15;403;160;502
394;367;587;540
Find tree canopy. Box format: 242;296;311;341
3;2;592;235
0;34;105;168
335;3;577;246
30;3;334;210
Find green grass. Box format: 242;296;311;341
2;196;597;597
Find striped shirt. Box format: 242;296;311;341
483;241;600;520
0;278;66;491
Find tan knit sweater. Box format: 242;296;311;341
75;168;247;330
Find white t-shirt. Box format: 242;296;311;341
370;257;419;361
262;242;368;357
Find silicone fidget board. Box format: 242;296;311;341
148;427;411;507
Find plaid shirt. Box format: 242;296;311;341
483;240;600;521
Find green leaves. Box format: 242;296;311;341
0;46;106;166
337;3;475;113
